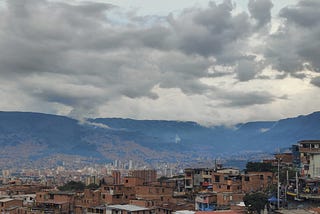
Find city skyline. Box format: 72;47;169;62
0;0;319;125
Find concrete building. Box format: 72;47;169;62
195;193;216;211
298;140;320;178
184;168;214;191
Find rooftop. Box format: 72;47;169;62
106;204;150;212
0;198;14;202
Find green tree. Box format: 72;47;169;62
86;183;99;190
246;162;274;172
58;181;86;192
243;192;268;214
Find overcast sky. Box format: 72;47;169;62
0;0;319;125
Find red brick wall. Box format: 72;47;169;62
242;172;274;193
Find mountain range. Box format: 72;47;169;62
0;111;320;168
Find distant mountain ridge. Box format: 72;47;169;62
0;111;320;166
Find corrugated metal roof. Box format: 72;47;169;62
0;198;14;202
106;204;150;211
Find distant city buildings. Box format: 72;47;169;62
2;140;320;213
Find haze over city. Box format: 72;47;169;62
0;0;319;125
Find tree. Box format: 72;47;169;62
86;183;99;190
58;181;86;192
246;162;274;172
243;192;268;214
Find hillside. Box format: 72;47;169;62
0;111;320;167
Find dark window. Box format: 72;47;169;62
227;185;230;190
245;176;250;181
214;175;220;182
260;175;264;180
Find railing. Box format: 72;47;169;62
299;147;320;153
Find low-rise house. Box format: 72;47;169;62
241;172;274;193
195;192;216;211
0;198;23;213
106;204;154;214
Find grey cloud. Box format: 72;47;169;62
169;0;251;59
264;0;320;75
311;77;320;87
248;0;273;28
220;91;277;107
235;59;259;82
280;0;320;27
1;0;318;121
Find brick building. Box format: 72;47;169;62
0;198;23;213
128;170;157;184
241;171;274;193
35;191;75;213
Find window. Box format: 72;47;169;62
49;194;54;200
126;180;129;183
214;175;220;182
227;185;230;190
260;175;264;180
245;176;250;181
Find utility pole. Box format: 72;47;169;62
285;170;288;208
277;157;281;209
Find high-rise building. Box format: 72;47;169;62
129;160;133;170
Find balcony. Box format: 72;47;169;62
299;147;320;154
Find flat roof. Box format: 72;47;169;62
107;204;150;212
299;140;320;144
0;198;14;202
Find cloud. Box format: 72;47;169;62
264;0;320;74
235;59;259;82
0;0;319;124
218;90;277;107
248;0;273;28
169;0;251;61
311;77;320;87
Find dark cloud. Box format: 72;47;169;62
265;0;320;74
0;0;319;122
280;0;320;27
168;0;251;60
311;77;320;87
235;59;258;82
220;91;277;107
248;0;273;28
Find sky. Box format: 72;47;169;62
0;0;319;125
